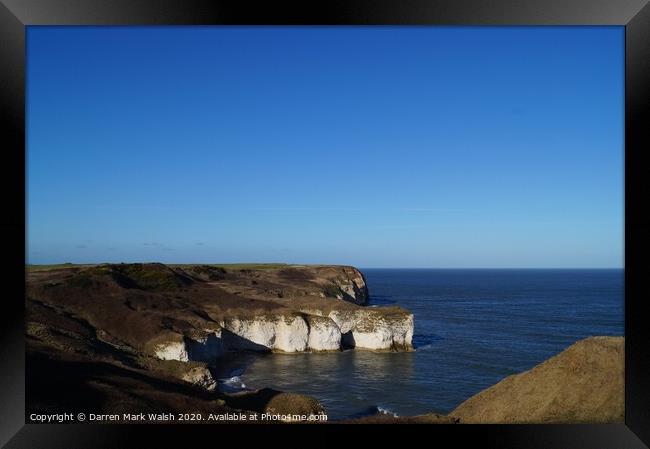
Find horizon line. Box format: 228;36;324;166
25;262;624;270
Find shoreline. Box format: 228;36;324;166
25;263;623;424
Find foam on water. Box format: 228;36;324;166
376;406;399;417
218;375;247;393
415;343;434;351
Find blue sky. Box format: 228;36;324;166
27;26;623;268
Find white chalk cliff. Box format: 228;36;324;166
327;309;414;350
222;315;309;352
152;308;413;364
306;315;341;351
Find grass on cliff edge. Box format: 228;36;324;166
26;263;97;272
173;263;291;270
26;263;295;272
27;262;356;273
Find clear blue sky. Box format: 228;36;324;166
27;26;623;268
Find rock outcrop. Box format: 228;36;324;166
305;315;341;351
173;263;370;305
147;309;413;362
27;262;412;365
222;315;310;353
450;336;624;423
151;330;225;362
329;268;369;305
328;309;414;351
224;388;326;421
181;365;218;391
152;334;191;361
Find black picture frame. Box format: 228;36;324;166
2;1;649;447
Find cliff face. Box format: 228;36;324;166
150;309;415;361
26;263;412;399
173;264;370;305
450;336;624;423
25;262;398;420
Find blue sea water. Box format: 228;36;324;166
225;269;624;419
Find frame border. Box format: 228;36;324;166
2;1;649;447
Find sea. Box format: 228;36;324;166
217;269;624;420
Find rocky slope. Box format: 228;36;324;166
450;336;624;423
26;262;412;419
